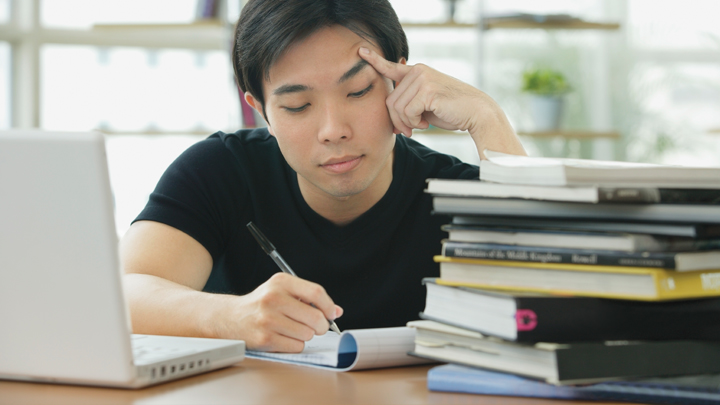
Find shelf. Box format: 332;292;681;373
58;21;229;50
517;130;620;139
415;129;620;140
92;20;226;30
97;129;231;136
401;22;478;29
482;18;620;31
400;18;620;31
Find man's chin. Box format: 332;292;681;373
322;184;366;200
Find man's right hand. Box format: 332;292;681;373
220;272;343;352
121;220;342;353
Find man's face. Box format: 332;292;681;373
255;25;397;203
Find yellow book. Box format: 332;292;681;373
434;256;720;301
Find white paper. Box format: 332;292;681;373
246;326;431;371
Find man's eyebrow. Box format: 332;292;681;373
272;84;310;96
338;59;369;84
271;60;368;95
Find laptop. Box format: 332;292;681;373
0;130;245;388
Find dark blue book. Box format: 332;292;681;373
428;364;720;405
441;240;720;271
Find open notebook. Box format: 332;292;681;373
246;327;431;371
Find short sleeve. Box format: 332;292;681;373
133;135;248;261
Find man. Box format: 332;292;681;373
120;0;526;353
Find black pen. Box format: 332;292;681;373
247;222;342;335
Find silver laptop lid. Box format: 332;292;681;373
0;130;135;383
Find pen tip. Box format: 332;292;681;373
330;321;342;335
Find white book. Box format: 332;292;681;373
426;179;662;204
480;150;720;189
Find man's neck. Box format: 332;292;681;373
298;154;394;227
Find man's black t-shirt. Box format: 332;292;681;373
134;128;478;330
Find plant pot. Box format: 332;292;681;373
528;94;564;131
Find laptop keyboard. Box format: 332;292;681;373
131;335;197;364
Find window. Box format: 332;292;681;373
41;0;197;29
0;0;8;24
0;42;9;129
41;45;236;133
623;0;720;165
628;0;720;51
29;1;241;235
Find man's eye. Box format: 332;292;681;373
284;103;309;113
348;84;373;98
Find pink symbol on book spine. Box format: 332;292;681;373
516;309;537;331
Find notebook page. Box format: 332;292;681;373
246;332;341;367
246;327;432;371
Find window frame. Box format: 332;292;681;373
0;0;234;129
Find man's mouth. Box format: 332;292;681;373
321;155;363;174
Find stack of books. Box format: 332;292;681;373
411;150;720;402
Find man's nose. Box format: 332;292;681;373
317;102;352;143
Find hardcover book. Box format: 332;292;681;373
433;196;720;224
434;256;720;301
425;178;665;203
441;240;720;271
421;279;720;342
409;320;720;384
449;215;720;238
428;363;720;405
440;224;720;252
427;364;596;400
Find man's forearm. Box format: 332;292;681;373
123;273;233;339
468;95;527;159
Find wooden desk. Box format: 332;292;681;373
0;359;640;405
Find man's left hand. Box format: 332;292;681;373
359;47;526;158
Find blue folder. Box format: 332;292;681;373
428;364;720;405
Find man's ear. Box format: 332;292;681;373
398;57;407;66
244;92;274;136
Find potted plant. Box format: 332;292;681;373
521;68;571;131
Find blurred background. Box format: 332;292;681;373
1;0;719;236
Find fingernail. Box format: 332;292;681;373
359;47;370;55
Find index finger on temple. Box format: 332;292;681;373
359;47;409;82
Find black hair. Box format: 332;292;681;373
232;0;408;120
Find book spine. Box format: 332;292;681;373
513;294;720;342
422;282;720;342
432;196;720;224
597;187;660;203
655;270;720;300
555;341;720;382
442;241;678;269
584;381;720;404
204;0;218;18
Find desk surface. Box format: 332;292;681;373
0;359;641;405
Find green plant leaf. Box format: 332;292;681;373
522;68;571;95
